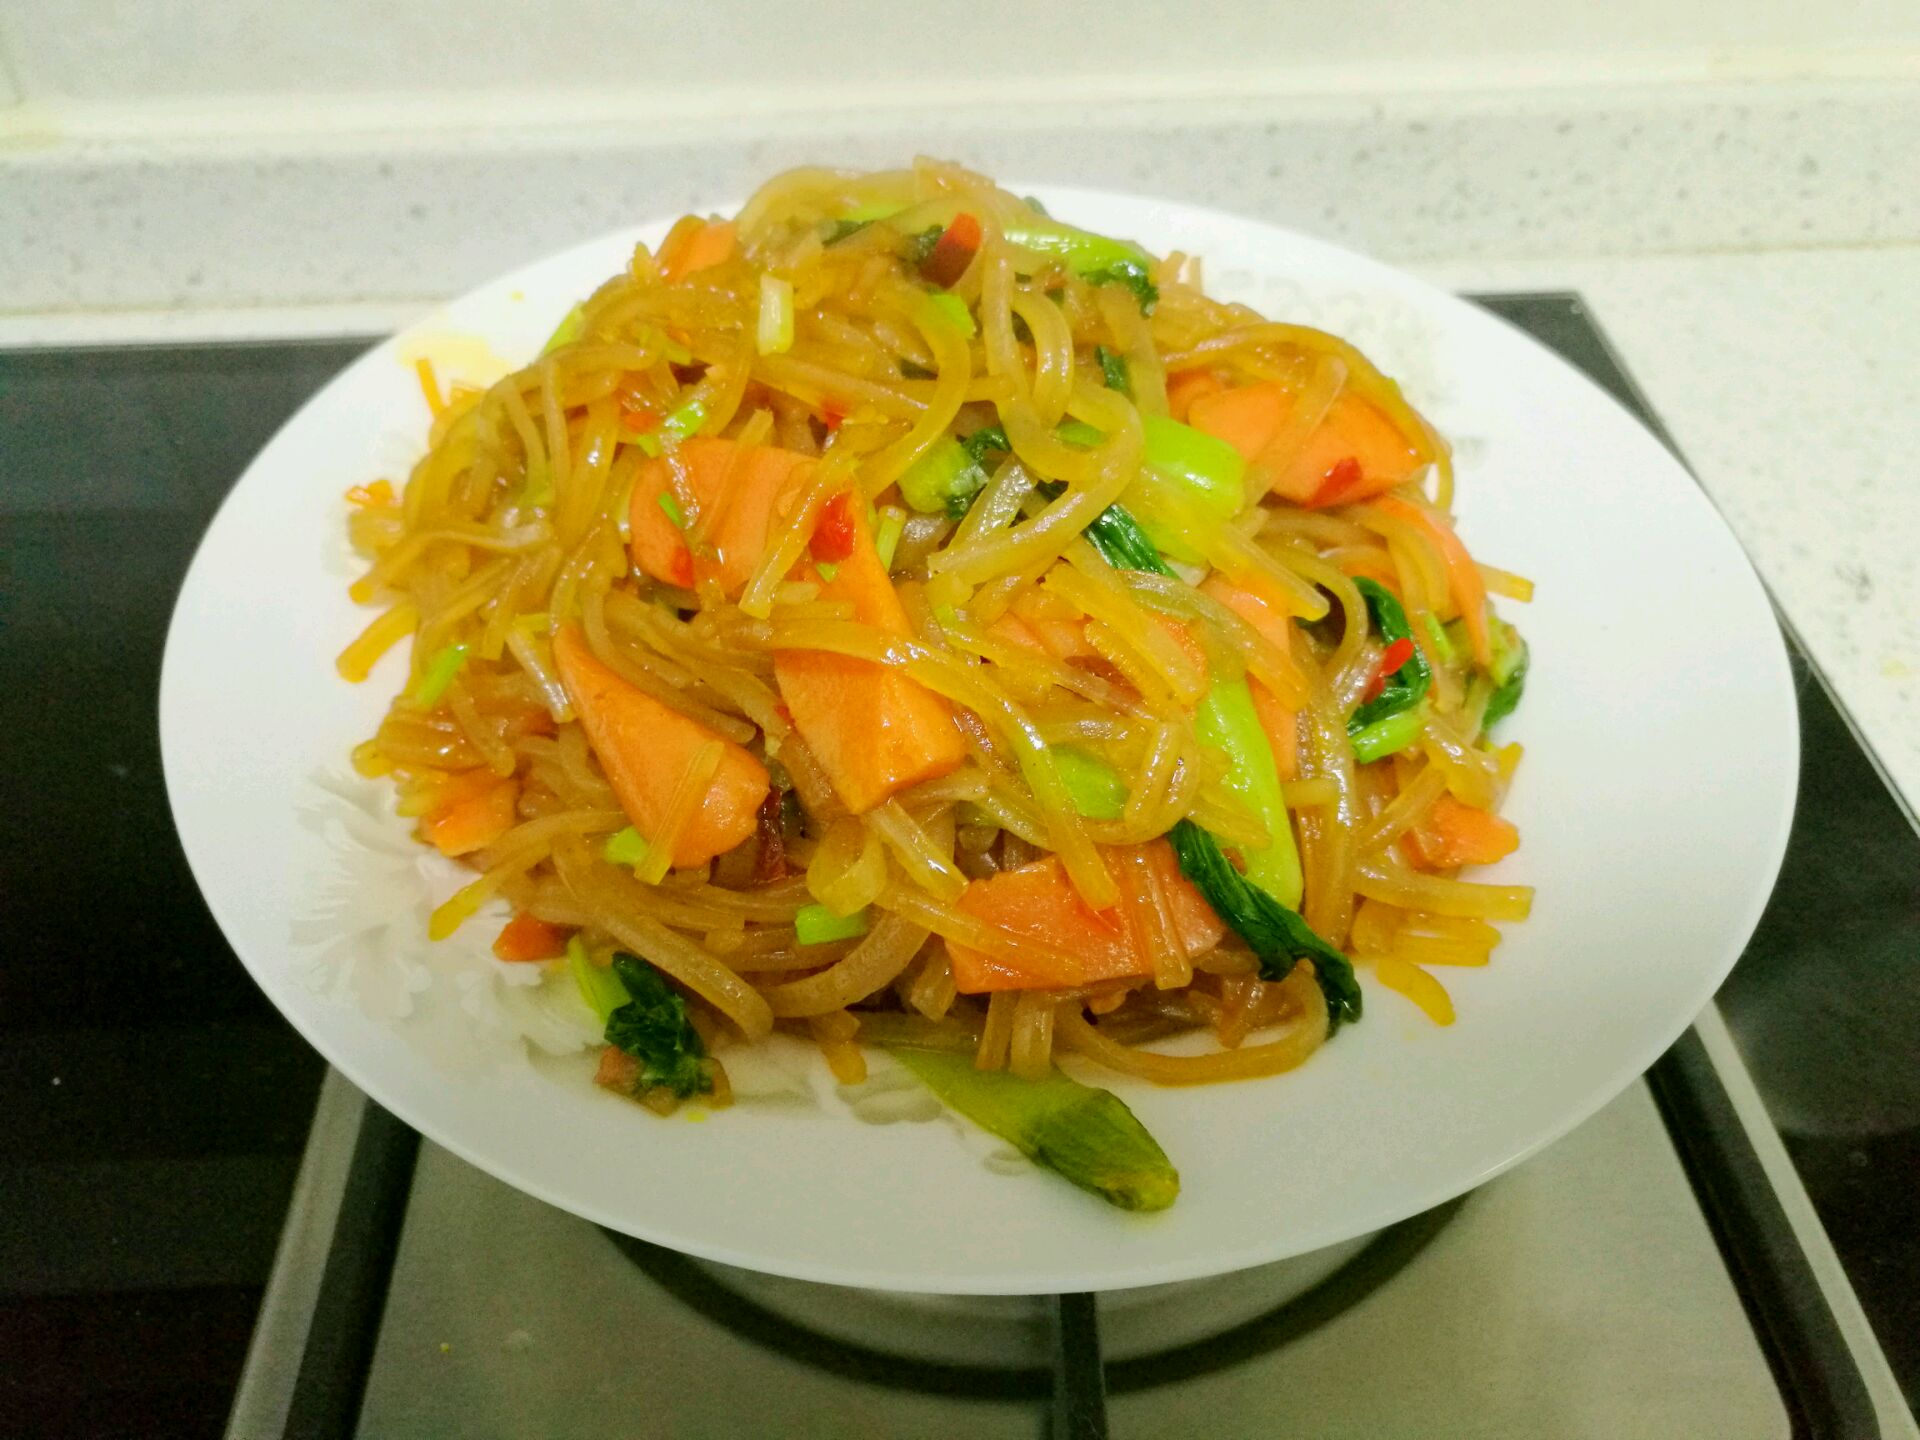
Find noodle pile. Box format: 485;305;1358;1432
336;159;1533;1118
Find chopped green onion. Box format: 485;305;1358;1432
1052;747;1128;821
634;398;706;457
567;937;630;1026
795;903;869;945
926;291;976;337
874;505;907;570
899;437;987;516
815;561;840;583
656;491;687;529
1055;419;1104;447
1422;611;1457;665
1095;345;1130;394
409;643;468;708
659;333;693;365
824;217;871;245
1350;704;1426;764
756;273;795;356
540;305;585;355
602;826;650;869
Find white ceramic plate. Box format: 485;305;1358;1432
160;185;1797;1295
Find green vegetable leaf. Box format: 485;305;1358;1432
824;218;871;245
1484;621;1529;727
892;1049;1179;1211
961;424;1010;466
604;954;713;1099
899;438;988;518
902;225;943;267
1094;344;1130;394
1083;260;1159;314
1034;480;1173;578
1167;820;1363;1031
1347;578;1433;734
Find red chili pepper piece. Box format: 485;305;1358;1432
1365;637;1416;700
809;491;857;564
922;212;983;288
820;399;847;433
1310;455;1365;508
667;543;695;589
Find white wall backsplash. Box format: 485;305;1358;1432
5;82;1917;313
2;0;1914;131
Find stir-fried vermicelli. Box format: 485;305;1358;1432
336;161;1532;1209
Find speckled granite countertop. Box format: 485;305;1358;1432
4;80;1917;809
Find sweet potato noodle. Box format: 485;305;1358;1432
337;158;1533;1123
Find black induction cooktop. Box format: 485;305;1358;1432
0;297;1914;1438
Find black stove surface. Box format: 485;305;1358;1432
1;300;1914;1438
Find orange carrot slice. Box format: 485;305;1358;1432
1405;793;1519;870
773;504;967;813
658;219;737;282
552;626;769;867
629;437;813;596
421;776;518;857
947;840;1224;994
492;913;572;962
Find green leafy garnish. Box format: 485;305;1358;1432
1167;821;1362;1031
1094;344;1130;394
1484;620;1529;727
902;224;943;267
604;954;713;1099
891;1049;1179;1211
899;438;989;519
824;218;871;245
1083;260;1159;313
961;424;1010;466
1348;578;1433;735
